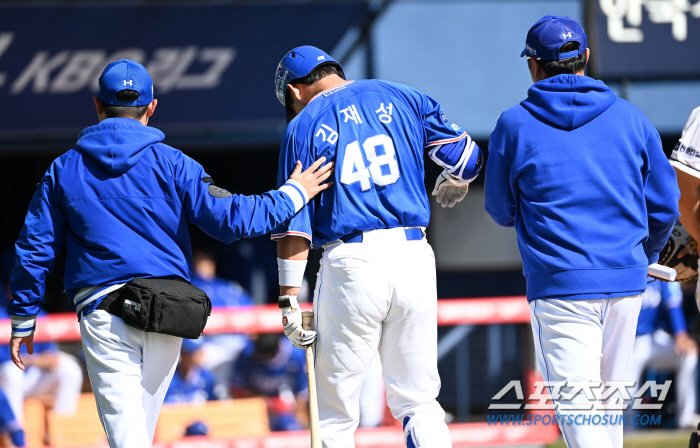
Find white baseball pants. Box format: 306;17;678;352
313;228;451;448
530;295;642;448
80;310;182;448
628;329;698;428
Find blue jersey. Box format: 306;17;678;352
231;337;307;397
191;274;253;309
164;367;218;404
273;80;477;247
636;281;686;337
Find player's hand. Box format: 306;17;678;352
289;158;334;201
10;334;34;371
432;170;470;208
280;295;316;349
675;332;698;356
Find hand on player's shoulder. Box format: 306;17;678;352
289;158;334;201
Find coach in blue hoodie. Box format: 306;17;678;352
485;16;679;448
7;60;332;448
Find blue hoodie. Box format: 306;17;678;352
9;118;307;333
485;75;679;301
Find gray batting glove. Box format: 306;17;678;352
432;170;470;208
280;295;316;349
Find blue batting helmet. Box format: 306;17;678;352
274;46;344;106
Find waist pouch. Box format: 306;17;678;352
98;277;211;339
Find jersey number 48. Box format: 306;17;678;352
340;134;400;191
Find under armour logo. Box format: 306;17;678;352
123;80;133;86
562;32;573;39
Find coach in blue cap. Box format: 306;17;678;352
7;59;332;447
485;16;679;447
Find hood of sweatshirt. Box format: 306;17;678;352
76;118;165;174
521;74;617;130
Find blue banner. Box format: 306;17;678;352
588;0;700;80
0;3;369;147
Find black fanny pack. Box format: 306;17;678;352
97;277;212;339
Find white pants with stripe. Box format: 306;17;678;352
530;295;642;448
313;228;451;448
80;310;182;448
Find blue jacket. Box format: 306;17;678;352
9;118;306;335
485;75;679;301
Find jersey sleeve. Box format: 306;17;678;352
271;125;314;244
670;106;700;178
643;131;680;264
484;115;517;227
173;150;308;244
9;163;67;338
415;88;483;182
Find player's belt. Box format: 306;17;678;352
339;228;424;244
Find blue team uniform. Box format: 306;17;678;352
0;388;24;447
9;117;306;335
636;281;686;337
164;367;218;404
272;80;481;246
191;274;253;309
231;337;307;431
231;338;307;397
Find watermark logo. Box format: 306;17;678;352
486;413;662;427
489;380;671;410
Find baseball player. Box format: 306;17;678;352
230;334;309;431
670;107;700;298
627;281;698;428
7;59;332;448
164;338;220;404
272;46;483;448
484;16;679;448
0;387;24;447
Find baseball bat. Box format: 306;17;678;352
302;311;321;448
648;263;677;281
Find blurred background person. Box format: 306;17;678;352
230;334;308;431
164;338;222;404
0;387;25;447
628;280;699;428
191;249;254;392
0;301;83;424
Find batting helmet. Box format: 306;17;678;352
274;45;344;107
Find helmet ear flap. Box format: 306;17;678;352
285;103;296;124
284;89;296;124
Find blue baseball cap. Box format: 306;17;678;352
185;421;209;436
521;15;587;60
181;338;204;354
97;59;153;106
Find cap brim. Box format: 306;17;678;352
520;49;528;57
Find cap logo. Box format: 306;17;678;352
317;55;325;61
562;32;573;39
526;43;537;56
123;80;133;86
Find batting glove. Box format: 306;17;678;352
279;295;316;349
432;170;470;208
